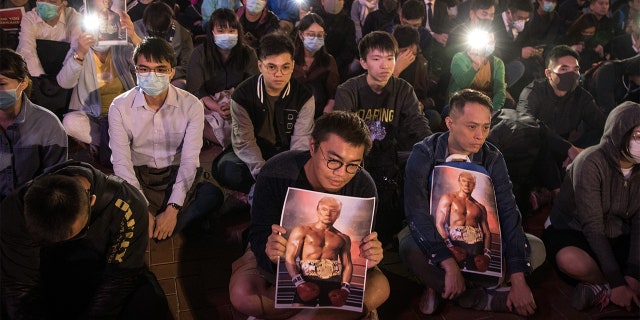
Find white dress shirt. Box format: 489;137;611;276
109;85;205;206
17;7;81;76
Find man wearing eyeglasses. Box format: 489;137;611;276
0;161;168;318
214;32;314;194
229;111;389;319
109;37;224;241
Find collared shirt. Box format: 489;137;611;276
17;6;81;76
108;86;205;206
0;95;68;199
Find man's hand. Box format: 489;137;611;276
266;224;287;263
440;258;465;300
521;46;536;59
76;32;97;59
118;11;141;45
571;43;585;53
594;44;604;57
507;273;536;316
393;49;416;77
467;51;487;71
448;246;467;262
610;284;639;311
148;211;155;238
153;206;179;240
432;33;448;46
625;276;640;294
359;232;383;268
563;144;583;168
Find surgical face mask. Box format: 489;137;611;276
324;0;344;14
513;19;526;32
554;71;579;92
629;139;640;164
137;72;170;96
303;36;324;52
0;89;18;110
542;1;556;12
478;43;495;57
215;33;238;50
246;0;266;15
36;1;60;21
92;45;111;53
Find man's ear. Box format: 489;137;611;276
359;58;368;70
309;138;316;152
544;68;552;79
445;116;453;130
90;194;97;207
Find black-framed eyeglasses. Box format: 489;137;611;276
302;32;325;40
135;65;173;75
260;61;293;75
318;145;363;174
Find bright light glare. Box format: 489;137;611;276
83;14;99;32
466;29;490;50
294;0;304;4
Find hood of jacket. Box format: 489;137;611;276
600;101;640;166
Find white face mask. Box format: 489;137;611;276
246;0;266;15
629;139;640;164
512;19;526;32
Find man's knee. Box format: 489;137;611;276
63;111;92;144
228;277;267;316
556;246;596;276
363;267;390;312
526;233;546;270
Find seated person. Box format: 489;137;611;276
313;0;358;82
0;161;168;318
517;45;605;149
400;89;545;316
266;0;299;34
216;32;314;194
0;49;67;200
542;101;640;311
448;30;511;111
237;0;279;50
57;32;136;167
109;37;224;241
228;111;390;319
200;0;241;30
187;8;259;158
351;0;378;41
391;24;441;129
127;0;177;22
558;13;604;72
133;1;194;89
334;30;432;244
586;55;640;115
361;0;398;37
292;13;340;118
17;0;81;77
609;12;640;60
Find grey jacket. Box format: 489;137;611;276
549;101;640;288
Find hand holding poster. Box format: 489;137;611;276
275;188;375;312
83;0;127;45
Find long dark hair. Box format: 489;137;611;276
293;13;331;68
204;8;253;75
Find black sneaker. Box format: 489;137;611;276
456;287;511;312
571;283;610;311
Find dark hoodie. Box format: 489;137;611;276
549;101;640;288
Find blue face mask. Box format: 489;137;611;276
0;89;18;110
214;33;238;50
542;1;556;12
137;72;170;96
303;37;324;53
36;2;60;21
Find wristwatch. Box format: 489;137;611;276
168;203;182;211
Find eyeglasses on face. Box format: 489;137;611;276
318;145;363;174
135;65;173;75
302;32;325;39
632;131;640;143
260;61;293;75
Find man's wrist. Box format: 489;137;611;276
167;203;182;213
292;273;305;287
341;282;350;293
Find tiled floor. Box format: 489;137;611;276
70;148;640;319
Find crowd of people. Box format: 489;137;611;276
0;0;639;318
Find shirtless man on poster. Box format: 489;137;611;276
436;172;492;272
285;196;354;307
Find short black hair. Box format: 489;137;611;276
0;48;29;82
449;89;493;117
143;1;174;35
312;111;372;155
358;31;398;60
24;175;90;243
258;32;294;60
507;0;534;13
471;0;497;11
133;37;177;67
401;0;426;21
393;24;420;49
546;45;579;69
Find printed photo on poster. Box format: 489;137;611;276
430;165;502;278
275;188;375;313
83;0;127;45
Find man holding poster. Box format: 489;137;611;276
228;111;389;319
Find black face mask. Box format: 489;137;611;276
554;71;579;92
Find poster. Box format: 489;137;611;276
274;188;375;313
83;0;127;45
0;7;25;31
430;164;502;280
